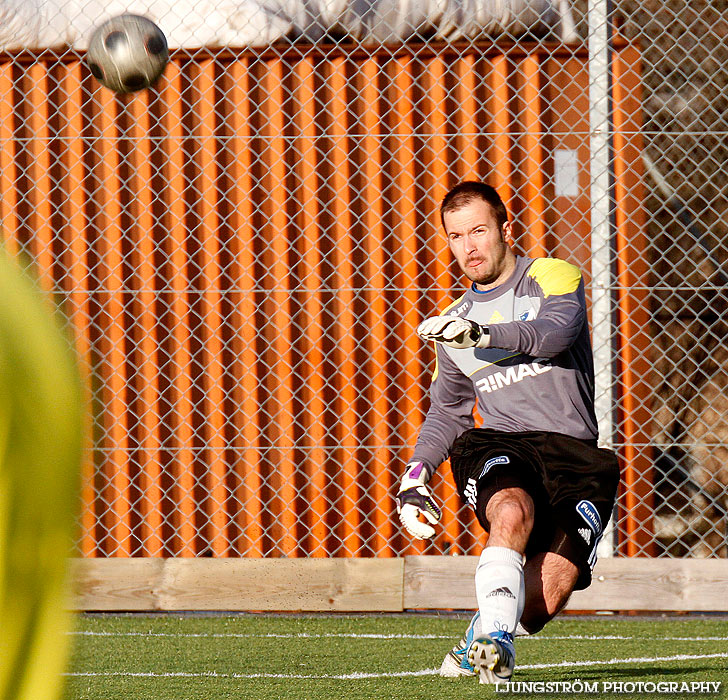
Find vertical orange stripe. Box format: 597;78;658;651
0;62;19;254
26;64;55;290
612;46;653;556
290;57;329;556
420;56;453;296
127;89;164;556
60;62;96;556
261;58;298;556
419;55;464;552
159;63;197;555
93;88;132;555
389;56;427;555
454;54;480;179
192;59;230;556
358;57;396;556
490;56;513;207
227;58;265;557
326;56;363;556
520;54;548;258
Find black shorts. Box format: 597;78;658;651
450;428;620;590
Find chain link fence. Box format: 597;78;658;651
0;0;725;559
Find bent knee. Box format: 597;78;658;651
486;489;534;527
484;488;535;547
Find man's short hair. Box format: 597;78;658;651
440;181;509;230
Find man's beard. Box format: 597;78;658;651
469;271;498;285
461;264;499;286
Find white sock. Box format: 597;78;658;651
475;546;525;636
515;622;531;637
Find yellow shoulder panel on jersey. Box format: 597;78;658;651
527;257;581;298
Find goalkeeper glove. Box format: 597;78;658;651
396;461;441;540
417;315;490;349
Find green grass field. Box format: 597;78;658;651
63;613;728;700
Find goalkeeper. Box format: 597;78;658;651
396;181;619;684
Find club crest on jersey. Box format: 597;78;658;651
576;500;602;535
515;305;536;322
479;455;510;479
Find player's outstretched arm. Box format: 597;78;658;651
396;462;442;540
417;315;490;349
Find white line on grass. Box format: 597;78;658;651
527;635;728;642
71;631;453;640
519;651;728;671
66;669;442;680
71;631;728;642
65;651;728;680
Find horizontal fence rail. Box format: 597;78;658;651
69;557;728;612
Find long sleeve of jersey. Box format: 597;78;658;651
411;256;599;477
411;346;476;476
487;257;586;357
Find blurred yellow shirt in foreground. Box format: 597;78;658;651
0;251;84;700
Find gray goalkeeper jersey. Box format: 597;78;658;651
412;255;599;476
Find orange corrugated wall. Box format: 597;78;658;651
0;41;649;557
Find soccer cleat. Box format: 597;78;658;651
467;630;515;684
439;612;480;677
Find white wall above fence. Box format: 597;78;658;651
0;0;576;50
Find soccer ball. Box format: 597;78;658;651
86;14;169;93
